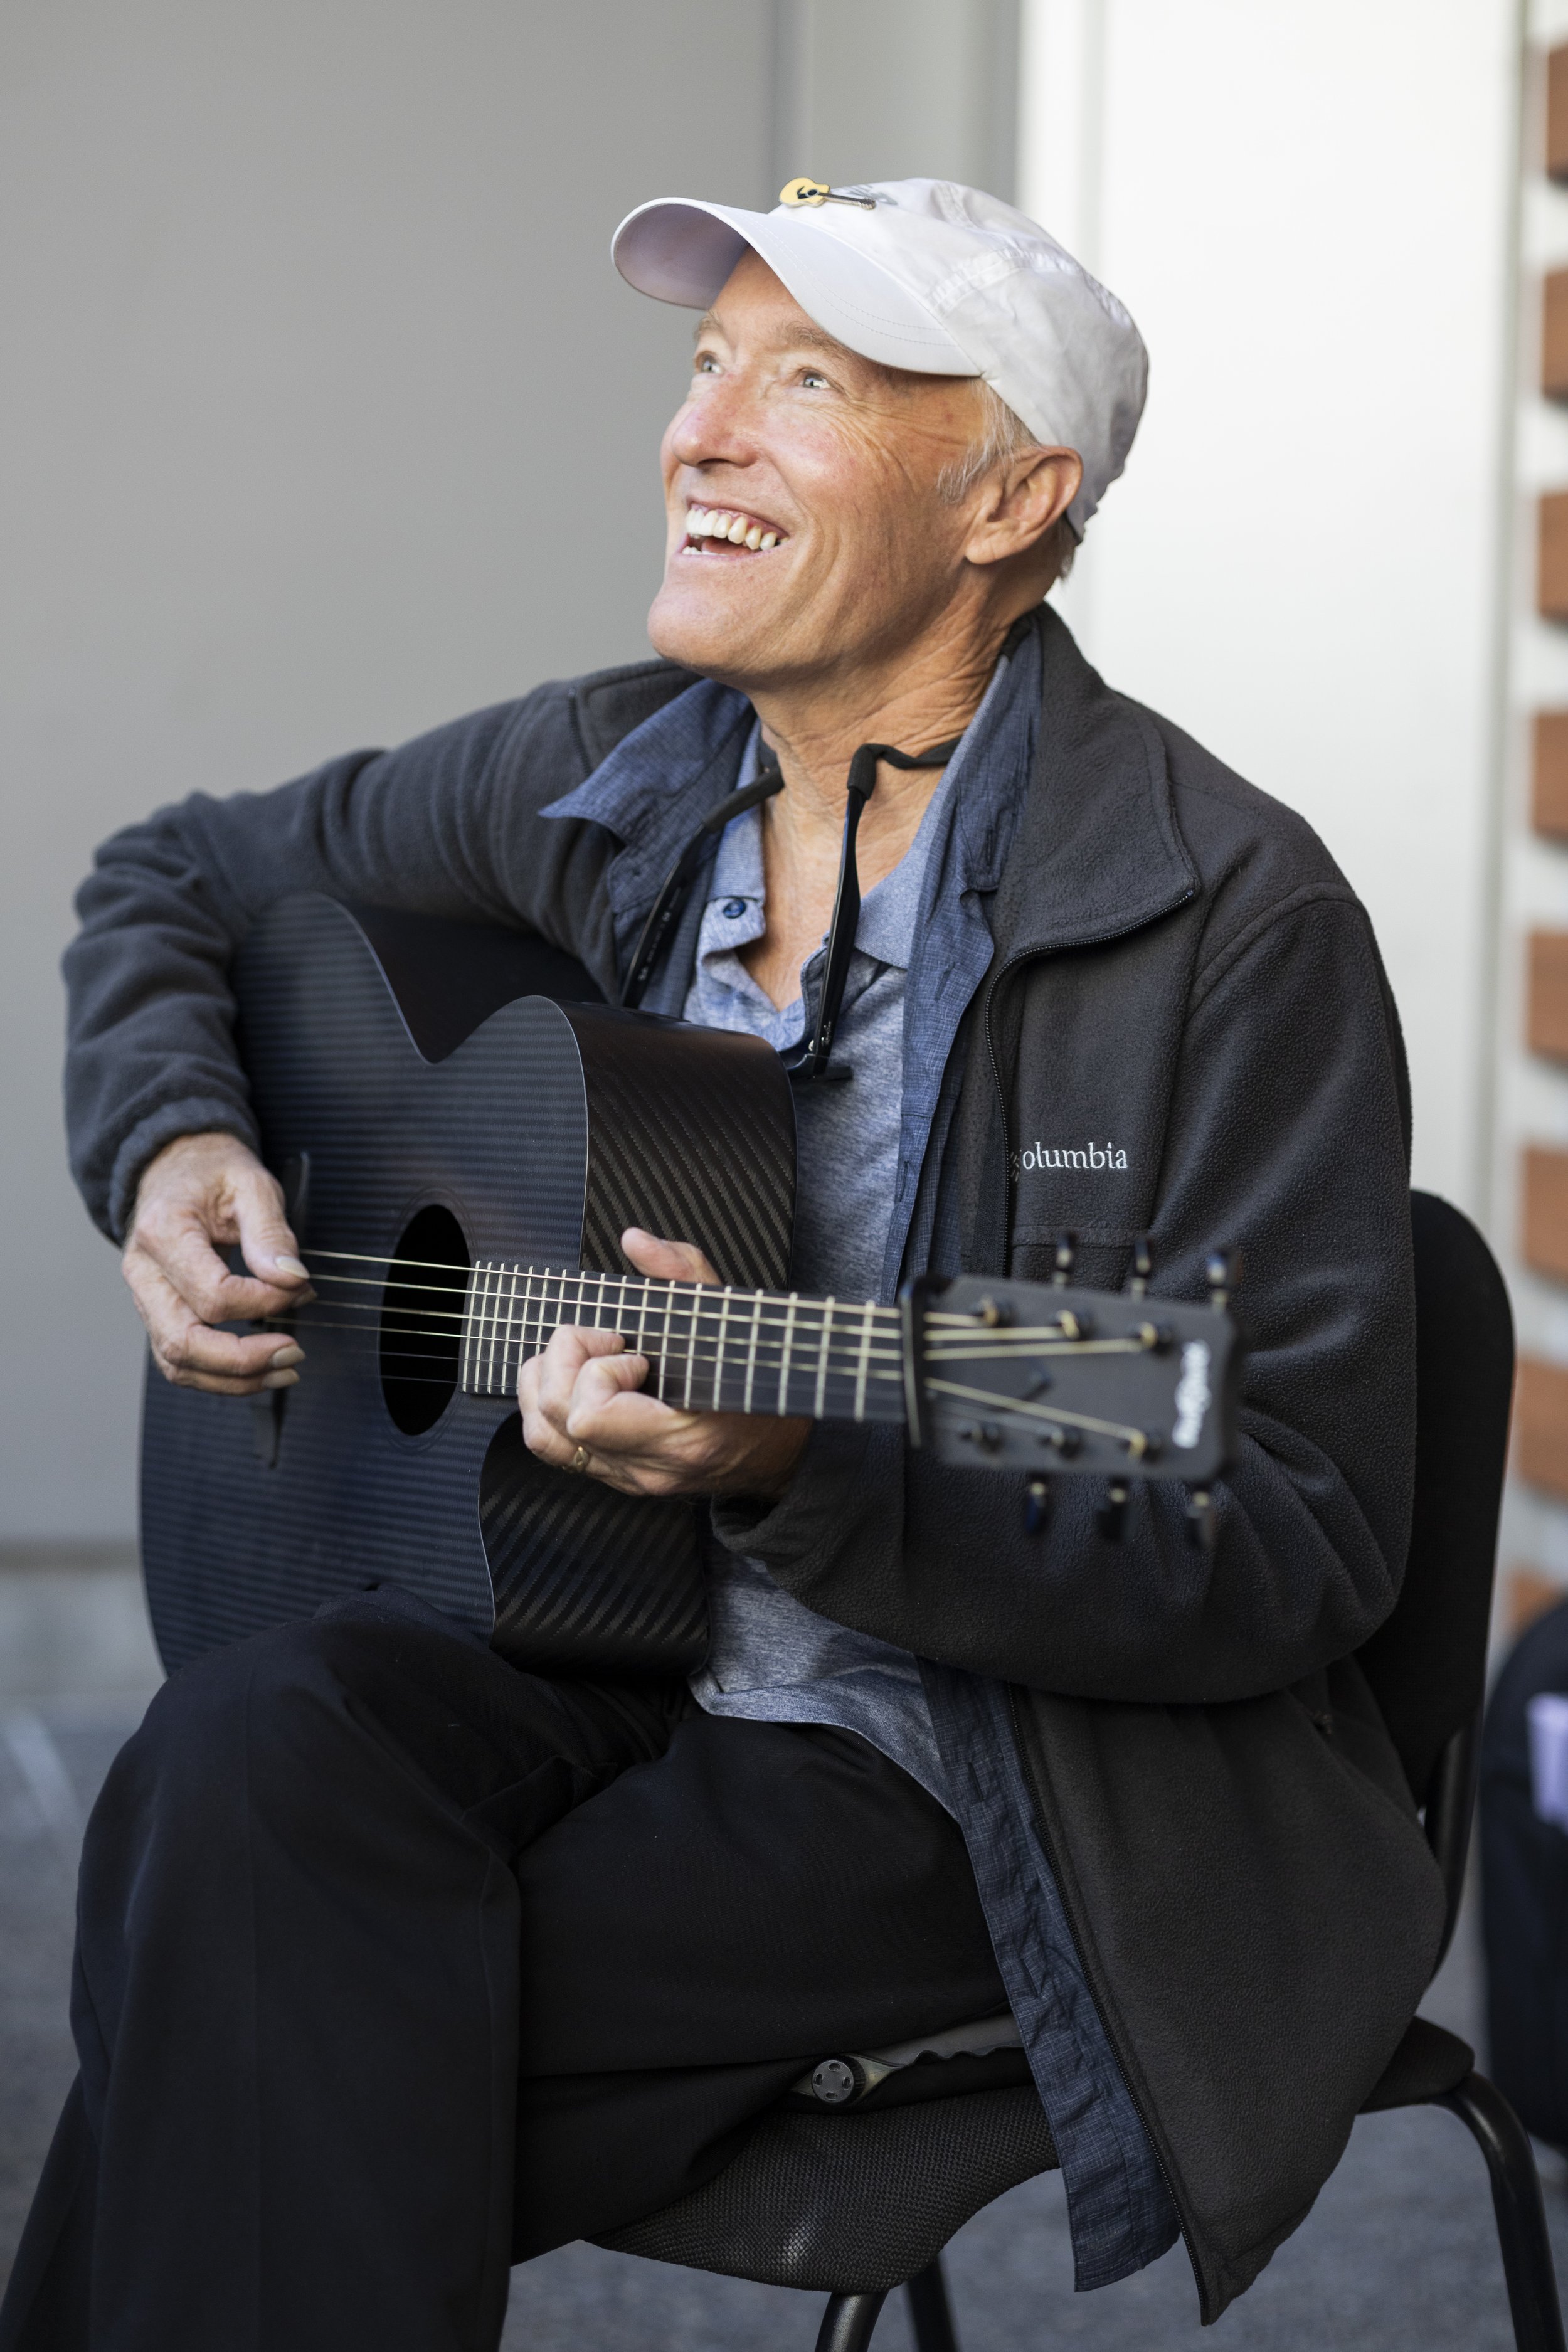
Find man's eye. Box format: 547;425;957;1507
800;369;829;389
695;354;720;376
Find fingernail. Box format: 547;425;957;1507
272;1254;309;1280
262;1369;300;1389
269;1344;305;1368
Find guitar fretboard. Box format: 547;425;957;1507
460;1263;908;1424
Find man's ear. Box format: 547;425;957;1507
964;447;1083;569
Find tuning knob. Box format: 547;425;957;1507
1096;1479;1130;1542
1185;1488;1216;1551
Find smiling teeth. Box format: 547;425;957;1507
686;507;783;549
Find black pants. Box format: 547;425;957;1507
0;1589;1006;2352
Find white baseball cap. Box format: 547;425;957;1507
611;177;1148;536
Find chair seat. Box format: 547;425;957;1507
594;2015;1473;2301
592;2084;1058;2296
1359;2016;1475;2113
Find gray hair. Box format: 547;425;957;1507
936;380;1076;583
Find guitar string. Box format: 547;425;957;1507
292;1249;1161;1347
290;1264;1088;1360
290;1269;913;1357
285;1305;909;1370
294;1284;1147;1364
269;1298;1136;1376
300;1256;904;1323
268;1251;1163;1375
289;1286;908;1356
261;1322;910;1394
295;1246;1136;1332
263;1312;906;1368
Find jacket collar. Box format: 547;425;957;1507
543;677;756;922
544;605;1199;963
987;605;1199;963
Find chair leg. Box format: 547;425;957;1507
813;2290;888;2352
1438;2072;1567;2352
905;2256;960;2352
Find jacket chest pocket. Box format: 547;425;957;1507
1008;1232;1135;1291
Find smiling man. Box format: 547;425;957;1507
4;182;1441;2352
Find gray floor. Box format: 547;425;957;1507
1;1567;1564;2349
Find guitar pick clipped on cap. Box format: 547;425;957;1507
611;174;1148;536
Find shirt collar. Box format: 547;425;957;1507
541;611;1044;929
541;675;755;913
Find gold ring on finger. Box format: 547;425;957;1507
568;1444;591;1475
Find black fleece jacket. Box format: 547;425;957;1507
62;608;1444;2318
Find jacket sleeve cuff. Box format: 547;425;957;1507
709;1417;895;1588
106;1098;261;1243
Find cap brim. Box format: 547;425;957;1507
612;198;978;378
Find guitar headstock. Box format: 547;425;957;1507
900;1256;1239;1488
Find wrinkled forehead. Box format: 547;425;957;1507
697;250;856;361
696;250;977;408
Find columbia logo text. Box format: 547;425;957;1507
1019;1140;1128;1172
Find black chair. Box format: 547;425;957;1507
593;1193;1565;2352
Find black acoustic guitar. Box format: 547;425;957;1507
140;894;1239;1678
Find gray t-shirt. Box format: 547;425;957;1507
682;761;953;1808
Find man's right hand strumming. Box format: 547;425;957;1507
122;1132;313;1394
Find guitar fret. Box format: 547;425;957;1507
714;1287;733;1409
490;1264;506;1396
477;1262;495;1396
853;1303;875;1421
455;1263;908;1421
467;1263;483;1393
814;1299;835;1419
777;1292;799;1416
655;1279;674;1403
461;1268;477;1393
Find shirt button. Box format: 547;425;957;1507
722;898;747;919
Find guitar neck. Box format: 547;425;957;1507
460;1262;908;1426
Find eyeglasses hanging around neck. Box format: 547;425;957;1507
620;734;960;1083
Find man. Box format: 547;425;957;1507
3;179;1442;2349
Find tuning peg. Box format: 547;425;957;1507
1185;1488;1216;1551
1096;1478;1130;1542
1024;1477;1051;1537
1128;1233;1152;1297
1206;1251;1232;1310
1052;1232;1077;1289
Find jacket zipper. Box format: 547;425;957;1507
987;909;1209;2306
1005;1681;1209;2312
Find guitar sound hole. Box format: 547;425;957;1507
380;1204;469;1436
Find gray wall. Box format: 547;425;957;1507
774;0;1018;199
0;0;1015;1547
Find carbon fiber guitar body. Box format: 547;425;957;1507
140;894;795;1678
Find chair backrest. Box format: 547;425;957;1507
1355;1190;1514;1811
